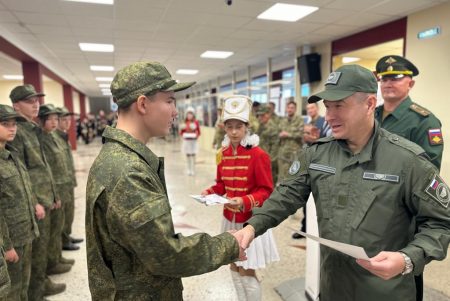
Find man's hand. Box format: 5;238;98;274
356;251;406;280
279;131;290;138
54;200;62;209
228;230;247;261
5;248;19;263
35;203;46;220
234;225;256;250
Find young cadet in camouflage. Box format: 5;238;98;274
212;106;226;149
55;107;82;251
0;104;40;301
37;104;73;277
277;100;304;182
256;104;280;184
375;55;443;169
0;218;11;299
85;61;243;300
7;84;66;300
235;65;450;301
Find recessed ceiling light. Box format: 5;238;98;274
98;83;110;88
63;0;114;5
201;51;234;59
342;57;361;63
79;43;114;52
101;88;111;92
90;65;114;71
96;77;113;82
3;75;24;80
176;69;199;75
257;3;318;22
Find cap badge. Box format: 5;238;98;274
387;65;394;72
325;72;341;85
385;57;397;64
231;101;239;109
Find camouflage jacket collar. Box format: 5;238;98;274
102;126;160;171
0;147;10;160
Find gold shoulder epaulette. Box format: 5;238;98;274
216;148;224;165
409;103;430;117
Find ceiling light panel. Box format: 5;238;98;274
176;69;199;75
200;51;234;59
90;65;114;71
96;77;113;82
3;75;24;80
63;0;114;5
257;3;318;22
79;43;114;52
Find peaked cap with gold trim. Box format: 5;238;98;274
376;55;419;78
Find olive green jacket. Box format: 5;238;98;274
278;115;304;162
55;130;77;187
212;118;226;149
7;120;57;208
248;122;450;301
375;96;443;169
0;146;39;250
85;126;239;301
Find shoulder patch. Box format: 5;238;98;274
216;148;224;165
409;103;430;117
428;128;444;145
288;160;301;175
387;133;425;156
425;174;449;208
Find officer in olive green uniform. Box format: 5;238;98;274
277;100;303;182
375;55;443;169
212;106;225;149
256;104;280;184
238;65;450;301
55;107;82;250
86;61;241;300
0;104;39;300
0;218;11;299
37;104;73;276
8;85;66;300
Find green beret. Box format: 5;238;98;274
9;84;45;103
110;61;196;108
376;55;419;78
0;104;26;122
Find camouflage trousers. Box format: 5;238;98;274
3;243;32;301
61;187;75;246
47;209;64;269
28;208;50;301
0;251;10;299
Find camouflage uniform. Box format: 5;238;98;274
212;117;225;149
0;144;39;301
0;217;11;298
257;117;280;184
277;115;304;182
248;113;259;133
7;120;57;301
86;61;239;300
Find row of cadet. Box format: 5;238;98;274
0;84;83;301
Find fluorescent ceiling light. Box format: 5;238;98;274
342;57;361;63
90;65;114;71
257;3;318;22
96;77;113;82
98;83;110;88
201;51;233;59
101;89;111;93
3;75;24;80
176;69;199;75
63;0;114;5
79;43;114;52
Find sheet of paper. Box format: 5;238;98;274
289;226;370;260
190;194;230;206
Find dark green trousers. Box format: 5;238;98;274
4;243;32;301
61;187;75;245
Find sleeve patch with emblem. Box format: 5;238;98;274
428;128;443;145
289;160;301;175
425;174;449;208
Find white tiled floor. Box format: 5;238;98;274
48;137;450;301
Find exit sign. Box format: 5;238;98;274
417;27;441;39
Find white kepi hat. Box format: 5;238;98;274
222;95;252;123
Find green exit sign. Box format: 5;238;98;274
417;27;441;39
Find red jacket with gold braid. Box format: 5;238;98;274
205;144;273;223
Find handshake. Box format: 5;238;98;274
228;225;256;261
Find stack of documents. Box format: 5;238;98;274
190;194;230;206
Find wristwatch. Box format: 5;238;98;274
400;252;414;275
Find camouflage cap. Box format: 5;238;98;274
308;64;378;103
56;106;75;117
9;84;45;103
376;55;419;79
38;104;59;118
256;104;271;115
110;61;196;108
0;104;26;122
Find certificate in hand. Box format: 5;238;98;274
190;194;230;206
290;227;370;260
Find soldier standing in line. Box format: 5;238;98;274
0;104;39;300
85;61;244;300
0;217;11;299
7;85;66;300
277;100;304;182
36;104;73;279
375;56;445;301
212;105;225;149
248;101;260;133
55;107;83;251
256;104;280;184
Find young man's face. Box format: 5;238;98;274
43;114;59;132
286;103;296;117
13;97;40;120
58;115;72;131
143;91;178;137
0;119;18;142
306;103;319;118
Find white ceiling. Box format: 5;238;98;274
0;0;447;97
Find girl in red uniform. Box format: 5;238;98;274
201;95;279;301
179;107;200;175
